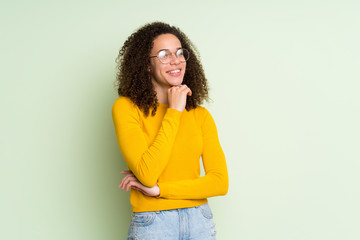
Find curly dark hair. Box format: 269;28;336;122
115;22;209;116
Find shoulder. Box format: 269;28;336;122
192;105;211;116
191;105;213;124
112;97;141;120
191;106;219;134
112;96;137;112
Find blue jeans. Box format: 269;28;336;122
127;203;216;240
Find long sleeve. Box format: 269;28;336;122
112;97;182;187
157;108;229;199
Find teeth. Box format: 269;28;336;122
168;70;180;74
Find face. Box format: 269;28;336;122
149;34;186;91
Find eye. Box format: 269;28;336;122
176;49;184;57
158;50;169;59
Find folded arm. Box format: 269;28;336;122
118;107;229;199
112;97;182;187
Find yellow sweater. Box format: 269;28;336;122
112;97;228;212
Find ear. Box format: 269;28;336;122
147;66;151;72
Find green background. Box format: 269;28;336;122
1;0;359;239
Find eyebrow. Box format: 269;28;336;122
157;47;182;53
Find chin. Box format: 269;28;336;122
169;78;183;86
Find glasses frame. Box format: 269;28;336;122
150;48;190;64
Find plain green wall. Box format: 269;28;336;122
1;0;359;239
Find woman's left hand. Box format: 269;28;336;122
119;170;160;197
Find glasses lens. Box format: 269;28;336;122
158;50;170;63
177;48;189;62
157;48;190;64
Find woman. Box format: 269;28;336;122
112;22;228;240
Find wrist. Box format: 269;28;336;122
155;184;161;198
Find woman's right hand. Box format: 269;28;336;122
168;84;192;112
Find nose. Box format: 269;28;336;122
169;52;181;65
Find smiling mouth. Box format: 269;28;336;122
167;69;181;74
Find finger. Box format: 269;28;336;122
121;170;132;175
120;177;135;191
120;174;134;187
119;174;131;189
179;85;192;96
131;186;146;195
186;88;192;96
130;183;148;195
126;181;132;191
175;84;185;91
119;172;135;188
130;185;141;192
126;179;141;192
122;176;137;190
120;175;137;190
169;86;180;93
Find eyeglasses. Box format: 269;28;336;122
150;48;190;64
